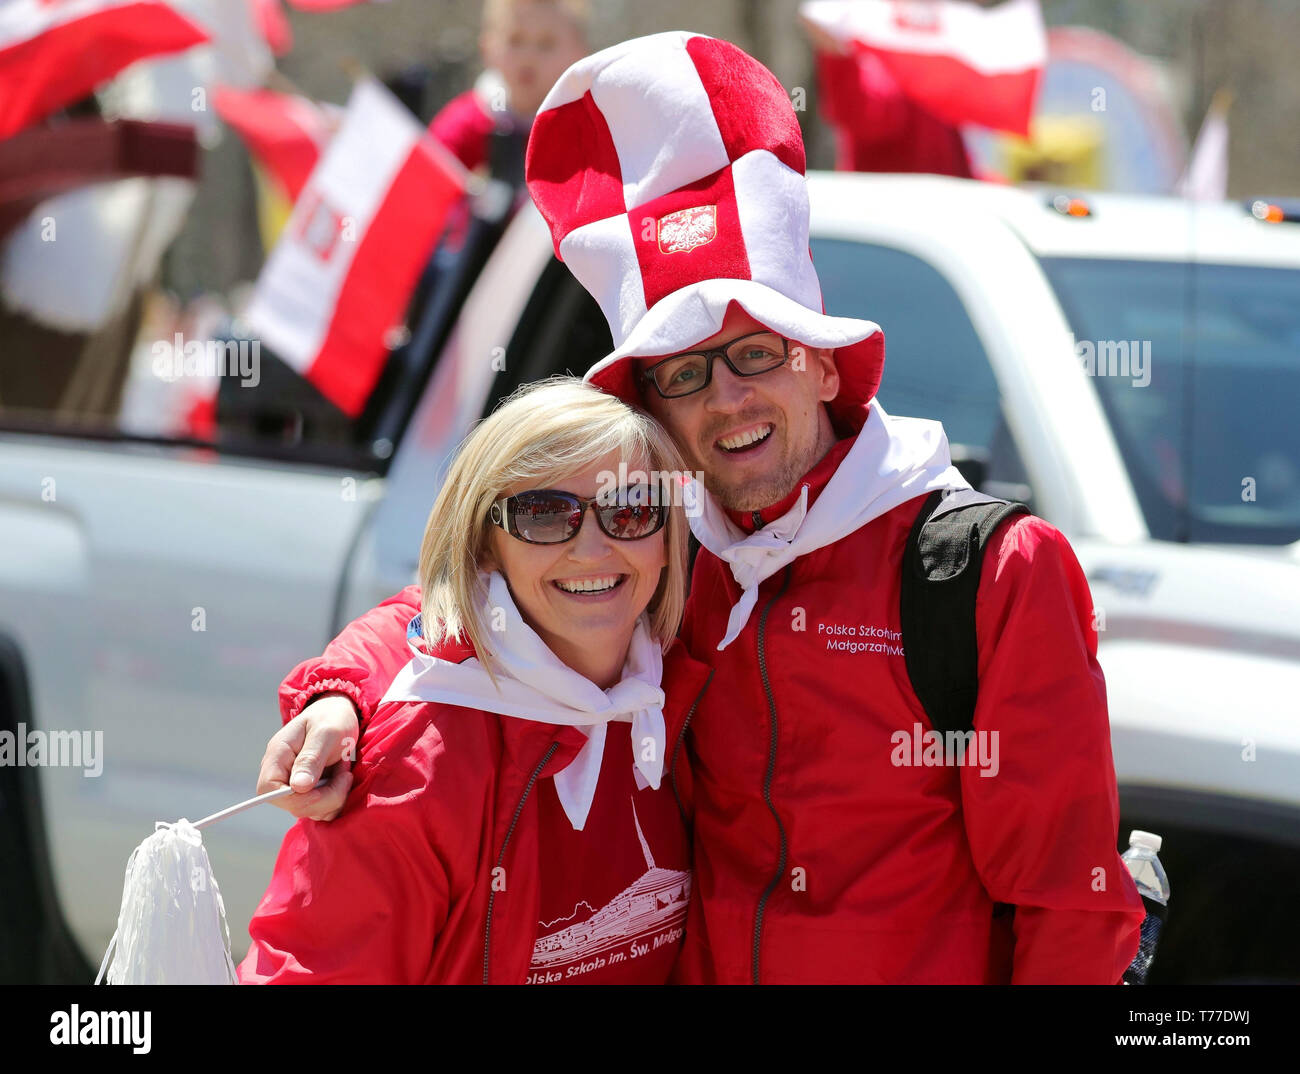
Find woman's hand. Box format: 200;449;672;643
258;693;359;821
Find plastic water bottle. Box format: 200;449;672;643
1121;830;1169;985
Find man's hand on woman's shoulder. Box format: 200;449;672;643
258;692;359;821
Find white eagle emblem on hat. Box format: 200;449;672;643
656;205;717;254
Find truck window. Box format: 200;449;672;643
1041;257;1300;546
483;259;613;412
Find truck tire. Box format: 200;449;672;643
0;641;94;984
0;688;43;981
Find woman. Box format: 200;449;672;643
238;378;709;984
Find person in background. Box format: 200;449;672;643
430;0;589;188
800;8;974;178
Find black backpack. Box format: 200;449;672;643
898;489;1029;937
899;487;1029;737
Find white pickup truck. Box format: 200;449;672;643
3;173;1298;983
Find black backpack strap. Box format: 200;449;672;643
900;488;1030;738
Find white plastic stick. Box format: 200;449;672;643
193;779;329;830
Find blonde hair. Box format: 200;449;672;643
417;377;689;680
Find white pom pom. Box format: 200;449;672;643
96;819;237;985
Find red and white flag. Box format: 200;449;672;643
0;0;210;139
244;79;467;416
214;85;340;202
800;0;1046;136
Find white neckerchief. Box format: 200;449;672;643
381;571;665;831
689;400;970;650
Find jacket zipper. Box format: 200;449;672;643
752;565;793;985
482;741;559;985
670;668;716;829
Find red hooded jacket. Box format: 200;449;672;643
672;414;1144;983
241;623;710;985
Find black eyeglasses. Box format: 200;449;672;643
488;486;667;544
641;330;790;399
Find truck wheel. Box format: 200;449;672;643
0;723;41;982
0;649;94;984
1139;829;1300;984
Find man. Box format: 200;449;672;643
260;31;1144;984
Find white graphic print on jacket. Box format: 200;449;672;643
528;799;690;975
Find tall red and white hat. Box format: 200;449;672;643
524;30;885;421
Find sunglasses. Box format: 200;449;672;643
640;330;790;399
488;486;667;545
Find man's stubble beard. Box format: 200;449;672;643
695;428;818;513
702;454;808;513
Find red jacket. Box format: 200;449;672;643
425;88;531;252
429;89;497;174
670;409;1144;984
241;620;710;984
815;48;973;178
428;88;530;174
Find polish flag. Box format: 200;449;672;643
800;0;1046;136
0;0;210;139
244;79;467;417
214;85;340;202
